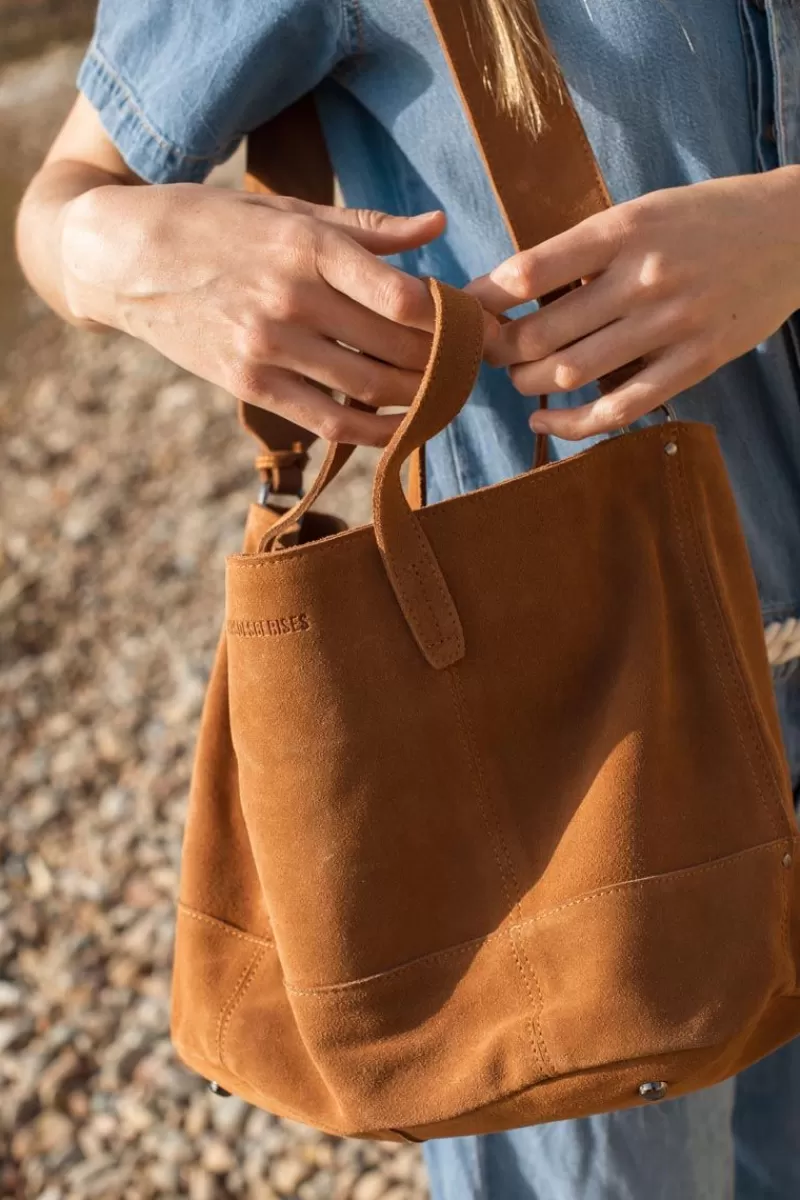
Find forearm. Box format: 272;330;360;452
15;159;134;329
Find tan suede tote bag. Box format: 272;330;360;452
172;1;800;1143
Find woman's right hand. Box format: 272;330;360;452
60;183;446;445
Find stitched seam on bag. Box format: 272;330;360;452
565;90;613;211
409;521;461;653
280;837;794;996
673;443;795;971
667;441;785;845
410;561;453;657
447;667;553;1077
677;448;791;829
378;285;479;664
216;946;267;1069
178;903;274;949
284;933;502;994
404;558;444;648
230;425;710;568
513;838;788;927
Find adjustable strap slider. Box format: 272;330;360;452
254;444;309;502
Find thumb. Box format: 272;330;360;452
319;206;447;252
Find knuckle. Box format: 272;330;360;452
316;410;349;444
228;362;273;404
599;397;633;429
236;317;282;364
506;255;537;296
519;327;549;362
355;371;390;409
552;357;588;392
637;250;670;293
268;284;305;324
508;364;536;396
376;276;417;324
235;314;280;364
353;208;388;233
275;212;319;257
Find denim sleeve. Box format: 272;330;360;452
77;0;355;183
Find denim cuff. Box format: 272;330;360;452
77;44;240;184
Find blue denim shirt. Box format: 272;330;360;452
78;0;800;771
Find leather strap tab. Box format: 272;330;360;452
254;447;309;497
372;280;484;668
239;93;335;495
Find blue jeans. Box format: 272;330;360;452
424;1036;800;1200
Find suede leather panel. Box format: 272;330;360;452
425;425;794;919
172;285;800;1138
520;840;791;1076
228;925;542;1130
171;852;799;1137
171;905;272;1072
179;627;271;938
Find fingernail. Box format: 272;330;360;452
529;414;550;433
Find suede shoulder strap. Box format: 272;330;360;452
240;0;610;493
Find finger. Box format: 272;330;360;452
527;344;700;441
314;289;432;371
316;227;436;332
233;364;403;447
467;211;619;313
251;323;421;409
321;207;447;255
510;316;657;396
485;274;621;368
254;192;447;254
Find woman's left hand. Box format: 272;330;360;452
469;169;800;440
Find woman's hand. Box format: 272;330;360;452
470;169;800;440
61;183;446;445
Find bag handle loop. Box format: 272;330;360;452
372;279;484;668
258;279;482;667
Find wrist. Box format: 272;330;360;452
59;184;132;330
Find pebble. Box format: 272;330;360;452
188;1166;218;1200
146;1159;182;1191
185;1094;211;1139
210;1093;249;1138
202;1137;237;1175
353;1169;391;1200
248;1184;280;1200
38;1046;89;1108
270;1156;314;1196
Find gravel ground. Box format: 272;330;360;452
1;40;429;1200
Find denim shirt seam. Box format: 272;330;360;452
84;41;238;165
766;2;791;162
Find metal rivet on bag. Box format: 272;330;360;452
638;1081;668;1101
664;441;678;456
783;852;793;868
208;1081;232;1097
